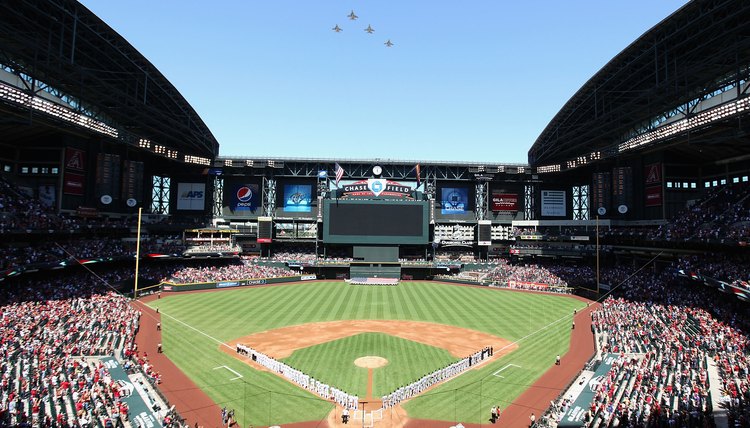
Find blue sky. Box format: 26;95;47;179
79;1;688;164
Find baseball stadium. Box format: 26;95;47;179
0;1;748;428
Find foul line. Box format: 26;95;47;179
213;365;243;381
155;309;233;351
492;364;522;378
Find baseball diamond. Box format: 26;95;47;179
145;280;586;426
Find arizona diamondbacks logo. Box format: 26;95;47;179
368;179;387;197
588;375;603;392
446;191;464;208
289;192;306;204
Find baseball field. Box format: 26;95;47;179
147;280;587;426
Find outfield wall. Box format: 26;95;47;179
159;274;317;292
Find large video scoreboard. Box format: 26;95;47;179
323;199;429;245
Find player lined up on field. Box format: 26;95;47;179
381;346;494;409
236;344;359;410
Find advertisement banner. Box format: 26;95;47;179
339;179;414;199
100;357;160;428
283;184;313;212
558;354;618;427
65;147;85;171
216;281;240;288
227;183;261;214
644;163;662;185
519;234;543;240
508;280;552;288
63;172;85;196
491;193;518;212
38;185;56;207
541;190;566;217
441;187;469;214
176;183;206;211
645;185;662;207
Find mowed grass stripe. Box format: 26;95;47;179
293;282;334;323
154;281;586;426
331;283;354;320
258;283;311;328
424;283;465;327
403;283;431;321
247;285;296;328
394;283;417;320
273;283;321;327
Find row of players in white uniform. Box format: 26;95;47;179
381;346;494;409
236;343;359;409
237;343;493;410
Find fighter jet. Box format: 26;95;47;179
384;39;394;47
347;10;358;20
332;24;342;33
364;24;374;34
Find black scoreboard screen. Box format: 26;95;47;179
323;200;429;244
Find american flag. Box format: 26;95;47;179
334;162;345;187
409;163;421;188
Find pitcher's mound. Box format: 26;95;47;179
354;356;388;368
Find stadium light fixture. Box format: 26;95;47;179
0;82;118;138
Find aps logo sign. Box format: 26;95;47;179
176;183;206;211
181;190;204;198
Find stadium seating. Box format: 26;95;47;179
0;272;143;427
163;260;296;284
588;270;749;428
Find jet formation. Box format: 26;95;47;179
332;9;393;47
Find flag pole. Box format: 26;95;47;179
134;207;142;299
596;215;600;297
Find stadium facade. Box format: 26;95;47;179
1;0;749;248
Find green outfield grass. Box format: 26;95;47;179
281;332;458;397
151;281;586;426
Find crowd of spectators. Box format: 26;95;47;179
434;250;475;263
163;259;297;284
0;239;129;270
650;183;750;243
586;269;749;428
0;270;146;427
183;243;240;255
483;259;570;288
435;259;580;293
0;237;188;271
676;254;750;290
0;177;135;234
268;251;318;262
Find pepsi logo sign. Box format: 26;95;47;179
237;186;253;202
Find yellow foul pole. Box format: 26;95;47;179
134;207;142;299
